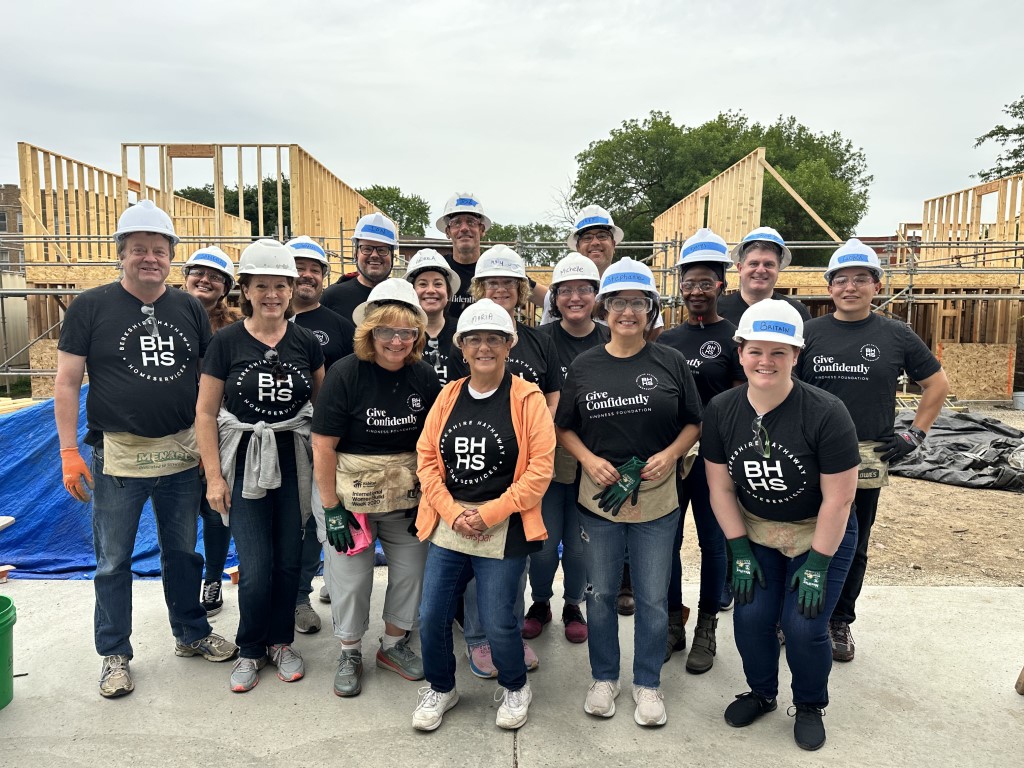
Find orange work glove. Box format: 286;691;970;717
60;447;94;502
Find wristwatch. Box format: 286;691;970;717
907;426;926;444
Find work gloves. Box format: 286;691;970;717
593;457;647;517
790;549;833;619
875;427;925;463
60;447;94;502
726;536;765;605
324;502;361;553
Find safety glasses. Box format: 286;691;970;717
604;297;652;314
751;415;770;458
372;327;419;342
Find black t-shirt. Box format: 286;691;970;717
701;380;860;522
203;321;324;423
293;305;355;371
321;279;373;323
312;356;441;454
718;291;811;327
448;321;560;393
555;342;703;467
796;313;941;441
58;282;212;443
538;322;610;383
425;317;459;386
657;319;744;406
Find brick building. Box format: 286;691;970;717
0;183;25;271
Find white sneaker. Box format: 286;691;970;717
413;686;459;731
495;681;532;729
632;684;667;727
584;679;621;717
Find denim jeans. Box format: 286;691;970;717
733;511;858;708
832;488;880;624
199;483;231;581
580;509;680;688
419;543;528;693
296;514;322;606
528;481;586;605
463;562;527;648
91;450;210;658
668;459;727;614
228;439;304;659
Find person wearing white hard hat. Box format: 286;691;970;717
196;239;325;693
412;299;555;732
311;278;442;698
701;299;859;751
796;239;947;663
718;227;811;327
656;228;744;673
323;212;398;322
555;258;702;727
404;248;461;384
55;200;238;699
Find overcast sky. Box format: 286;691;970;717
2;0;1020;239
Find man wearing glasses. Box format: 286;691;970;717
796;239;947;663
54;200;238;699
719;227;811;327
323;213;399;322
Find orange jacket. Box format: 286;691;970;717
415;374;554;543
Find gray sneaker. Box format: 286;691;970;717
268;643;304;682
319;584;331;603
174;632;239;662
375;636;424;681
99;655;134;698
230;655;267;693
294;603;322;634
334;649;363;697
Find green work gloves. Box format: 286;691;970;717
726;536;765;605
324;502;361;553
592;457;647;516
790;549;833;619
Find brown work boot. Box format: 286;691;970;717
685;612;718;674
829;620;855;662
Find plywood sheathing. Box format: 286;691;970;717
29;340;57;399
938;343;1016;399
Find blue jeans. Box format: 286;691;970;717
734;512;858;708
463;563;527;648
419;543;528;692
199;484;231;581
669;459;727;614
580;509;680;688
228;441;303;659
296;514;322;606
529;481;586;605
91;450;210;658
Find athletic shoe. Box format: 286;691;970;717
376;636;424;681
230;656;267;693
201;580;223;616
562;604;588;644
724;691;777;727
268;643;304;682
174;632;239;662
583;679;620;717
294;603;322;634
495;681;532;729
334;649;363;697
792;704;827;750
467;643;498;679
99;655;134;698
522;601;551;639
830;620;855;662
616;584;636;616
319;584;331;603
412;686;459;731
720;582;734;612
632;685;667;727
523;640;539;671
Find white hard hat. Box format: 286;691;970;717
238;239;298;278
286;235;330;276
183;246;235;290
677;228;732;268
549;253;601;287
567;205;624;250
730;227;793;269
454;298;518;347
597;257;659;298
114;199;179;246
404;248;461;295
824;238;883;282
352;277;429;326
473;244;527;282
733;299;805;348
352;213;399;247
436;192;492;233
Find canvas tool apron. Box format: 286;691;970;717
102;427;199;478
578;465;677;523
334;451;420;514
429;497;509;559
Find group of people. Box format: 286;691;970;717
54;191;947;751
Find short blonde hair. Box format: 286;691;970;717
470;277;529;309
353;303;426;365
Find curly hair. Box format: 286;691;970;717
470;277;529;309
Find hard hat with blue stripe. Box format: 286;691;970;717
597;257;659;298
730;226;793;269
567;204;624;250
733;299;805;348
352;213;399;247
436;192;493;233
677;228;732;268
183;245;235;290
286;235;330;277
824;238;883;282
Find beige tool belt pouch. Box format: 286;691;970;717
429;497;508;559
553;446;578;485
679;442;700;480
102;427;199;478
856;440;889;489
741;504;816;558
335;451;420;515
578;466;676;523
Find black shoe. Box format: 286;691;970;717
724;691;777;727
201;580;223;616
616;586;635;616
791;704;826;750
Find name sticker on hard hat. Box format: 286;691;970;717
200;253;230;270
837;253;870;264
745;231;785;246
752;320;796;337
361;224;396;240
455;198;479;207
682;241;728;257
577;216;610;228
291;241;326;257
604;272;651;287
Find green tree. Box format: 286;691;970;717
486;222;567;265
974;95;1024;181
176;177;291;238
357;185;431;238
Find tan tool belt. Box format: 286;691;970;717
102;427;199;478
553;446;578;485
856;440;889;489
335;451;420;515
578;464;676;523
429;497;508;559
741;503;816;558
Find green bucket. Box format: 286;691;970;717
0;595;15;710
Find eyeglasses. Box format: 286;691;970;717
186;266;227;285
680;279;722;293
358;245;392;258
555;285;596;297
604;297;653;314
264;348;287;384
830;275;875;287
751;415;770;458
372;327;419;342
460;333;508;348
140;304;159;337
578;230;612;244
447;215;482;229
482;278;519;291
